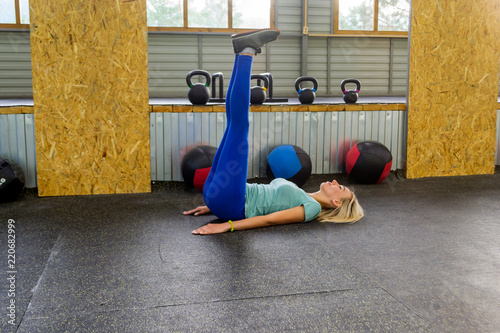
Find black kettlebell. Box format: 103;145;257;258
250;74;269;105
341;79;361;104
210;72;225;102
295;76;318;104
186;70;211;105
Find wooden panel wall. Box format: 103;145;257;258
407;0;500;178
30;0;150;196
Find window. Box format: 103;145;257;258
1;0;409;34
148;0;273;32
188;0;228;28
147;0;184;28
0;0;30;28
1;0;273;31
334;0;409;36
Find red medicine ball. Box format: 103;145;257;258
346;141;392;184
181;145;217;192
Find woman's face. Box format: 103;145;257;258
320;180;352;207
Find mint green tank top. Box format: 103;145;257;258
244;178;322;222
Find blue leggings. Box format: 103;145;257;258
202;54;253;221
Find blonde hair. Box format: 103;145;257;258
317;191;364;223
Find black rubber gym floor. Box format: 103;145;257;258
1;172;500;332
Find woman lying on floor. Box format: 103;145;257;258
184;29;364;235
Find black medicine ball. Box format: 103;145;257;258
0;157;25;202
346;141;392;184
181;145;217;192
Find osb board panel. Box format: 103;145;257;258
0;103;412;115
30;0;150;196
407;0;500;179
0;106;34;114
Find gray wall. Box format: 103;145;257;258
0;31;32;98
150;109;406;182
0;109;408;186
1;0;411;99
0;0;498;98
3;109;500;187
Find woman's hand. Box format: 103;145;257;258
192;222;231;235
183;206;211;216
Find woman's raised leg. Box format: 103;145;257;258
203;54;253;221
204;54;240;178
202;29;280;221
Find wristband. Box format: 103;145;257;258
228;220;234;232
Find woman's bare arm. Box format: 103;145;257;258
191;205;306;235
